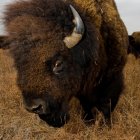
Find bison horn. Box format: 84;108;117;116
63;5;85;48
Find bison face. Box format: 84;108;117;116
19;47;83;127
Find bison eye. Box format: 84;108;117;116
53;59;64;75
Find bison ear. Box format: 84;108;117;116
0;36;10;49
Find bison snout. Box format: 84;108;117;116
27;104;43;114
24;99;49;115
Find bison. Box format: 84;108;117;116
128;32;140;58
0;0;129;127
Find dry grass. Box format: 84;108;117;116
0;49;140;140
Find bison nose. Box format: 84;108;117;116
29;104;43;114
24;99;48;115
26;104;44;114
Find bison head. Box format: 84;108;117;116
2;0;99;127
19;5;86;127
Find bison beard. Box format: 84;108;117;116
1;0;129;127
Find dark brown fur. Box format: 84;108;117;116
128;32;140;58
0;36;10;49
1;0;128;127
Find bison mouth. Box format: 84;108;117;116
38;112;70;127
23;95;70;127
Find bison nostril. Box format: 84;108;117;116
24;99;47;114
31;104;42;113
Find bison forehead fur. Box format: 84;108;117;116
3;0;128;127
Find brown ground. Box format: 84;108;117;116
0;49;140;140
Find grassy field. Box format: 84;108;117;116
0;49;140;140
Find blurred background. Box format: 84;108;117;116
0;0;140;35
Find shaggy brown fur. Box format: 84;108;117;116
1;0;128;127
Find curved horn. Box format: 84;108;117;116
63;5;85;48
